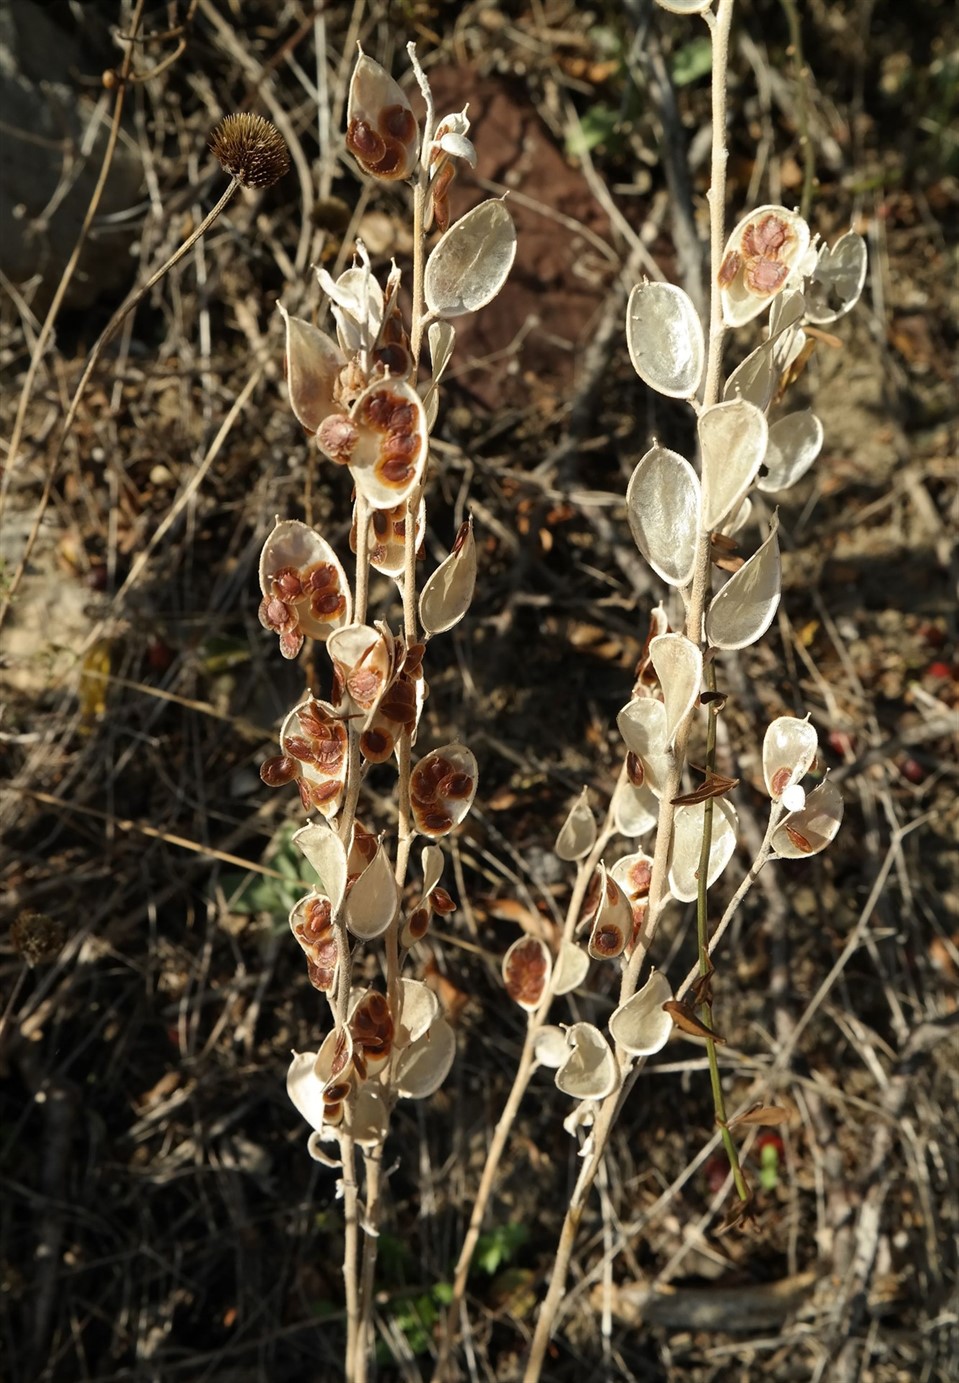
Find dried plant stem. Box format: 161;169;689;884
0;175;239;634
436;807;620;1378
341;1132;362;1380
0;0;147;627
522;4;736;1376
695;666;749;1205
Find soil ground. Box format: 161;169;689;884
1;3;957;1382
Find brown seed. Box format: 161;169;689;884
406;907;430;940
626;751;645;788
438;771;473;801
380;103;417;143
260;754;298;787
503;937;548;1008
360;727;394;762
770;766;793;798
272;567;304;600
590;924;624;957
284;735;317;764
718;249;742;288
785;825;813;853
380;456;413;485
347;118;385;164
419;809;454;834
364;391;395;429
431;887;456;915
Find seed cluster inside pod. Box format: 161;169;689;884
347;102;418;179
355;385;424;494
502;936;551;1010
290;893;338;992
261;698;349;817
258;521;352;659
350;990;395;1079
409;745;476;837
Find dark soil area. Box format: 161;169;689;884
1;2;956;1382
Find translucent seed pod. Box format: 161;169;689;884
258;520;352;659
346;52;419;182
419;517;477;636
552;939;590;996
394;1017;456;1098
345;379;429;510
705;516;781;652
650;633;703;747
762;715;819;801
609;970;674;1056
804;230;868;325
718;206;812;327
554;1023;619;1100
502;935;552;1011
587;866;632;962
698;398;768;533
626;280;705;399
668;800;738;903
626;446;701;588
770;778;844;858
424;200;517;318
410;743;477;838
344;842;398;940
277;304;344;434
555;787;597;862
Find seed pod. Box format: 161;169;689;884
762;715;819;802
770;778;843;859
327;623;394;718
277;303;344;434
346;52;419;183
533;1025;569;1069
349;989;395;1073
345;842;398;940
502;936;552;1011
554;1023;619;1100
419;517;477;636
410;743;477;838
394;1017;456;1098
626;446;701;588
610;779;658;838
626;280;704;398
258;520;352;658
668;800;738;903
757;410;824;493
587;866;631;961
425;199;516;318
649;633;703;747
705;516;781;652
609;970;674;1056
294;820;348;912
718;206;812;327
552;939;590;997
616;698;670;797
289;892;338;992
278;699;349;819
555;787;597;862
804;231;867;325
698;399;768;533
347;379;428;510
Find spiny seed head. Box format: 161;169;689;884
209;113;290;190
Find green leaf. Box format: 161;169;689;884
566;103;619;157
474;1222;529;1276
672;37;712;87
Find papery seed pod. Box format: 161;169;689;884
410;743;477;838
294;820;349;912
655;0;712;14
314;1024;354;1088
587;867;632;961
705;516;781;652
347;378;428;510
395;1017;456;1098
698;399;768;533
762;715;819;802
757;410;824;493
804;230;867;325
724;290;807;412
425;200;517;318
626;446;701;587
352;498;426;580
552;940;590;996
610;852;654;951
617;697;670;796
346;53;419;183
397;978;440;1047
279;699;349;819
327;623;394;718
609;969;674;1056
555;1023;619;1101
626;280;705;398
610;778;659;838
555;787;597;862
259;520;352;656
345;842;398;940
349;989;395;1072
400;905;431;949
718;206;812;327
649;633;703;747
770;777;843;858
277;303;344;434
352;1086;388;1147
502;935;552;1011
287;1049;328;1134
419;517;477;636
289;892;338;991
317;260;387;360
668;800;738;903
533;1025;569;1069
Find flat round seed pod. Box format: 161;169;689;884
626;280;704;399
425;199;516;318
609;970;674;1056
705;517;781;651
626;446;701;588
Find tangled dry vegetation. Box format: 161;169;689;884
1;2;956;1381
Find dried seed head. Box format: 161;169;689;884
10;909;65;966
209;113;290;189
